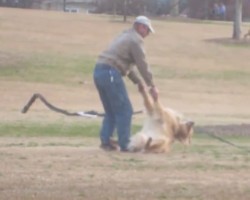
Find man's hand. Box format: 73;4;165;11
149;86;159;102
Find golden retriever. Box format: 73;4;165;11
128;89;194;153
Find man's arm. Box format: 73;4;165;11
127;70;142;85
130;41;158;101
130;40;154;87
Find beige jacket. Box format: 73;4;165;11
97;28;154;87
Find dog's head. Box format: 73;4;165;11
174;121;194;144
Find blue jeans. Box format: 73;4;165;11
93;63;133;150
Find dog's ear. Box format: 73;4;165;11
185;121;194;145
175;120;194;144
186;121;194;132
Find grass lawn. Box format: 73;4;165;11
0;7;250;200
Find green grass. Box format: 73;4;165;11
2;120;248;158
0;53;95;84
155;65;250;83
0;121;96;137
2;53;250;85
0;121;141;137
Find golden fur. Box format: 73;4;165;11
128;89;194;153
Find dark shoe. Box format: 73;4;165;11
109;138;119;150
100;143;117;151
120;148;130;153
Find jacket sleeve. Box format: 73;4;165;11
127;69;142;84
130;40;154;87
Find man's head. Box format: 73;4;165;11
134;16;155;38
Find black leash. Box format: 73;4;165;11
196;126;250;153
21;94;249;153
21;93;143;118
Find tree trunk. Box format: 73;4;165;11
204;0;209;20
63;0;67;12
170;0;179;16
232;0;243;40
123;0;128;22
112;0;117;17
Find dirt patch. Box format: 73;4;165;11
1;79;249;199
0;137;250;200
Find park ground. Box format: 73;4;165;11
0;7;250;200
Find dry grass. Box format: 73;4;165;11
1;8;250;125
0;8;250;200
0;137;249;200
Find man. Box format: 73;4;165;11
93;16;159;152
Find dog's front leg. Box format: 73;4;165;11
140;89;154;115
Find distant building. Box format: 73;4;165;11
1;0;250;21
31;0;97;13
0;0;98;13
188;0;250;21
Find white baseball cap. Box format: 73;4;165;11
134;16;155;33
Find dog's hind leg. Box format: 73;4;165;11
145;137;152;150
145;138;170;153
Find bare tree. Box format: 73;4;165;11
112;0;117;16
63;0;66;12
123;0;128;22
232;0;243;40
170;0;179;16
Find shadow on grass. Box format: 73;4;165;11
205;37;250;47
